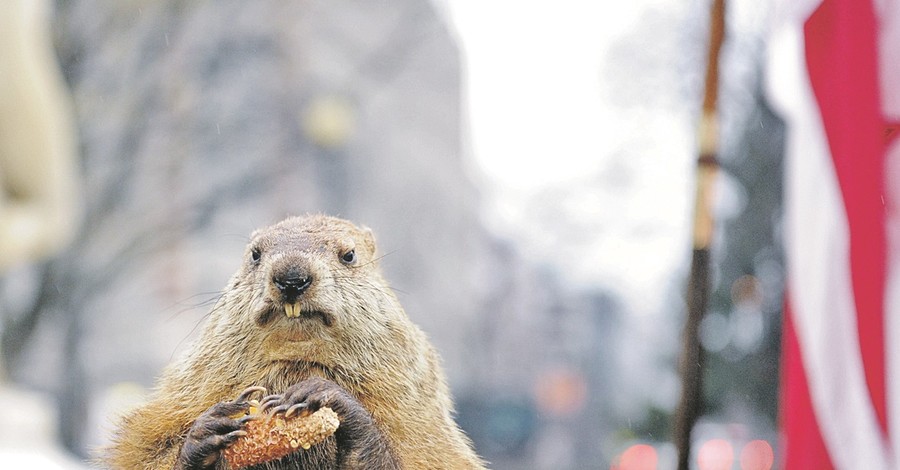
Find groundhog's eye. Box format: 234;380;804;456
340;249;356;265
251;247;262;263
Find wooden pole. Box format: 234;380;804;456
672;1;725;469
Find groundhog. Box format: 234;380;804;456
103;214;485;469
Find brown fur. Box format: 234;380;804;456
103;214;484;469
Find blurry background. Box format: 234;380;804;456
0;0;781;468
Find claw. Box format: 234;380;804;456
285;403;308;418
260;395;283;413
235;386;268;403
238;414;263;425
269;404;291;415
224;429;248;443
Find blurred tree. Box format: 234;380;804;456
702;88;785;425
601;0;780;451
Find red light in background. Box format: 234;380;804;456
611;444;657;470
739;440;774;470
698;439;734;470
533;366;588;418
611;439;772;469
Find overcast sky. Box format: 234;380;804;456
441;1;697;319
440;1;770;321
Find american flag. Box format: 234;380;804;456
767;0;900;467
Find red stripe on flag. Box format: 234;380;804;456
804;0;889;436
780;302;835;469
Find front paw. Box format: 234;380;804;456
259;377;372;435
176;386;266;470
259;378;400;469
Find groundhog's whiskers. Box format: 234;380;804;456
163;290;226;322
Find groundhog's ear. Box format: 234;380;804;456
361;226;377;256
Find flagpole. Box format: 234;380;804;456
672;0;725;468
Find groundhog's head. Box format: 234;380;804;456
221;214;401;364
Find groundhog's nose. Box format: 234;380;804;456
273;271;313;304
